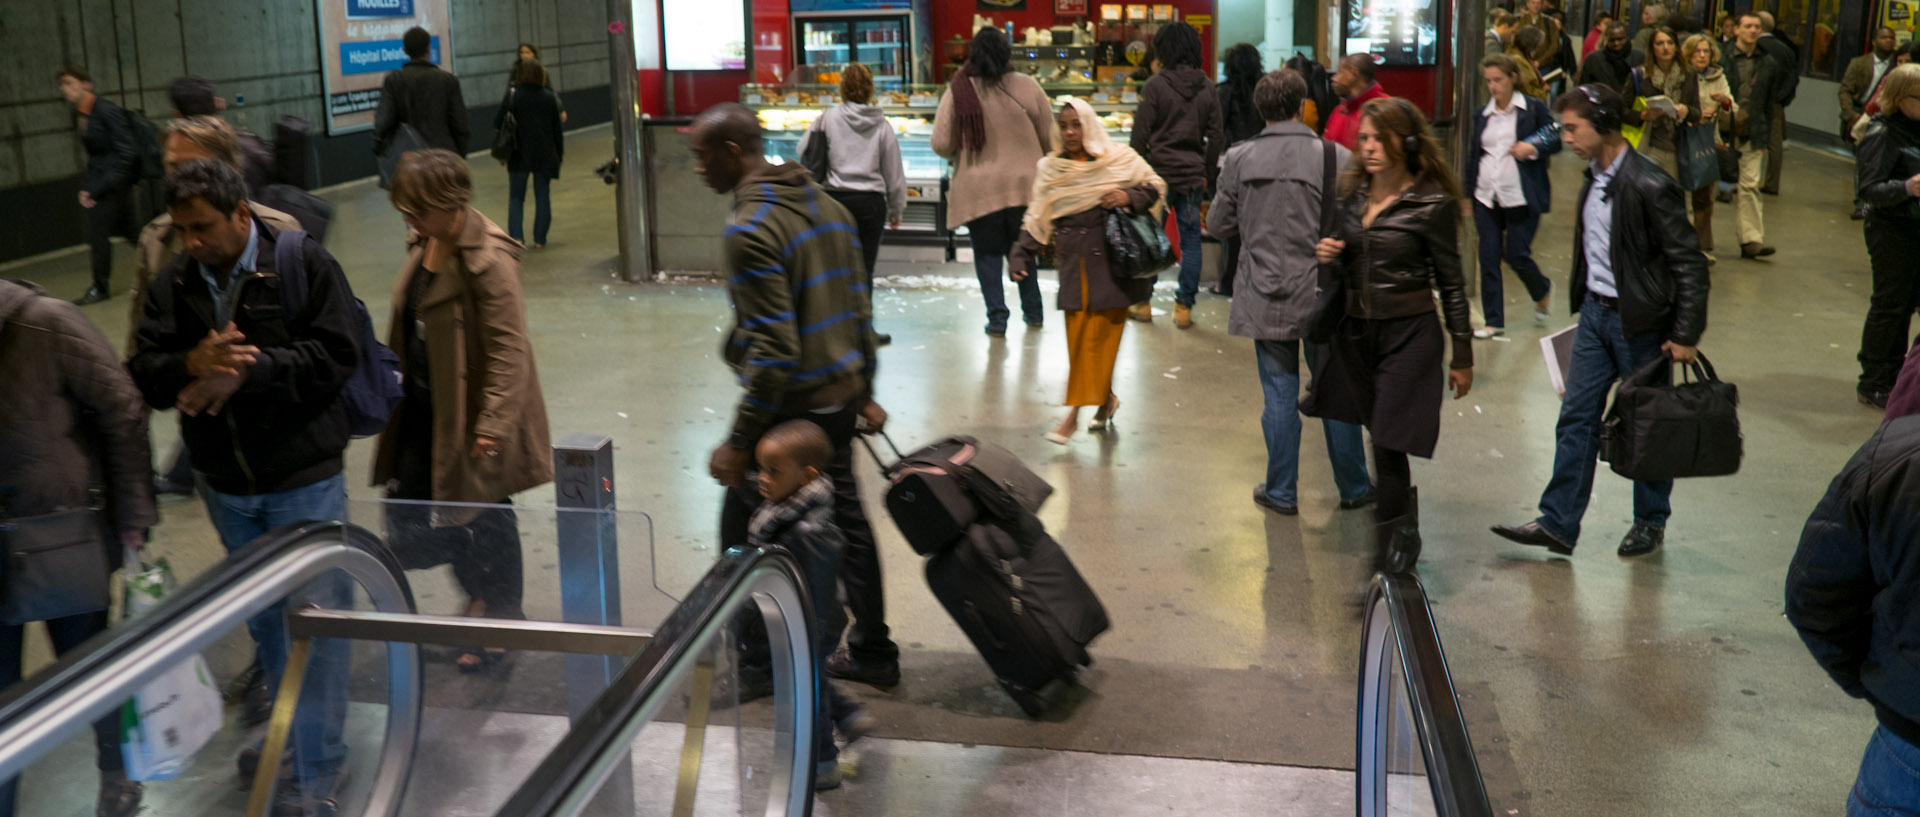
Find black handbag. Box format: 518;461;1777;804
1104;206;1176;279
801;123;831;184
1600;352;1743;481
491;89;518;164
1303;138;1346;343
1717;145;1740;185
0;508;113;625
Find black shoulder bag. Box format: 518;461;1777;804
491;88;519;164
0;301;112;626
1600;351;1744;480
801;117;832;184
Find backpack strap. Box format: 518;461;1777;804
273;229;309;320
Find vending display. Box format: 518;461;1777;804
1344;0;1439;66
794;13;915;87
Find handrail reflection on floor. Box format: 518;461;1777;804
0;521;422;817
1356;571;1493;817
492;543;817;817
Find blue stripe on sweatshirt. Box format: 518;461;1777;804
780;222;859;257
793;349;865;382
722;185;778;237
800;310;860;336
737;310;795;330
729;265;784;286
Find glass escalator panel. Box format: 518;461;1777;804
1358;572;1492;817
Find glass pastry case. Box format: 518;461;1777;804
739;81;1150;251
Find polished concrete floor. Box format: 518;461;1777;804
1;124;1893;816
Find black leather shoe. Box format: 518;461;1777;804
1252;484;1298;515
1861;389;1890;410
875;332;893;346
73;287;110;306
1491;520;1574;556
1338;489;1377;510
1617;524;1664;557
1740;243;1775;259
825;648;901;689
97;773;142;817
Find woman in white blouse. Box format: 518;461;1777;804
1461;54;1562;338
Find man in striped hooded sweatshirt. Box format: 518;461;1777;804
694;103;901;697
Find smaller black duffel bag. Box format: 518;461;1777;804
1601;351;1743;481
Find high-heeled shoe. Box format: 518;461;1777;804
1044;430;1072;445
1089;397;1121;431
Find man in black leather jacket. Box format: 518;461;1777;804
1788;410;1920;811
1493;83;1709;559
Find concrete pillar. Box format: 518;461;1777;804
609;0;654;282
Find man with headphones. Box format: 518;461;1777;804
1492;83;1710;560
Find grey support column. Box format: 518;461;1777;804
608;0;655;282
1455;0;1484;295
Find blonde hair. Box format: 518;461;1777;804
1681;32;1722;67
389;149;473;214
1881;64;1920;116
164;116;242;172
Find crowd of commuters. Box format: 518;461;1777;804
17;8;1920;810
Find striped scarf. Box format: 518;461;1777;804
748;475;835;547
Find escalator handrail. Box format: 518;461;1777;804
0;520;421;810
493;543;814;817
1360;572;1494;817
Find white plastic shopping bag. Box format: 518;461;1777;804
118;548;222;780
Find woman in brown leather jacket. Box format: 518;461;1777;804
1310;98;1474;573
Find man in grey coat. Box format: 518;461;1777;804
1207;69;1373;516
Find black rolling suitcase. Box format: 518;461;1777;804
861;432;1107;716
924;511;1109;717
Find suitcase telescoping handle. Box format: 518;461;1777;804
853;429;908;473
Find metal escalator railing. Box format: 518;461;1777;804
1357;572;1493;817
493;543;817;817
0;521;422;815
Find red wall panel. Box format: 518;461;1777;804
753;0;792;84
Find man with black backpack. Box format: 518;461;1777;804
128;159;373;817
59;65;149;307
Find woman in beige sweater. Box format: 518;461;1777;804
1683;32;1735;263
933;27;1055;336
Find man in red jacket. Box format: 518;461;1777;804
1323;54;1390;150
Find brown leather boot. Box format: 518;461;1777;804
1173;303;1193;329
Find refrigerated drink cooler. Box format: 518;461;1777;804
793;11;916;89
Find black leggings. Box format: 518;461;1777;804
0;610;122;817
1373;444;1413;522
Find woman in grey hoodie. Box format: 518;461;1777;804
801;63;906;344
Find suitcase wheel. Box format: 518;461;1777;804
998;679;1047;718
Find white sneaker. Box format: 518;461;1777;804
1533;307;1550;326
1473;327;1505;339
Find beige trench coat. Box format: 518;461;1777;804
371;208;553;517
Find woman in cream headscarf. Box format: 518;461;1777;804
1011;97;1167;444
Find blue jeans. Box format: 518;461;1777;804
968;206;1044;331
1850;725;1920;815
202;473;352;778
1472;202;1552;328
507;170;552;245
1256;340;1372;506
1163;188;1205;307
1535;300;1672;544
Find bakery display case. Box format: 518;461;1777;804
736;80;1149;255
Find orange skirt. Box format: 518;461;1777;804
1063;264;1128;406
